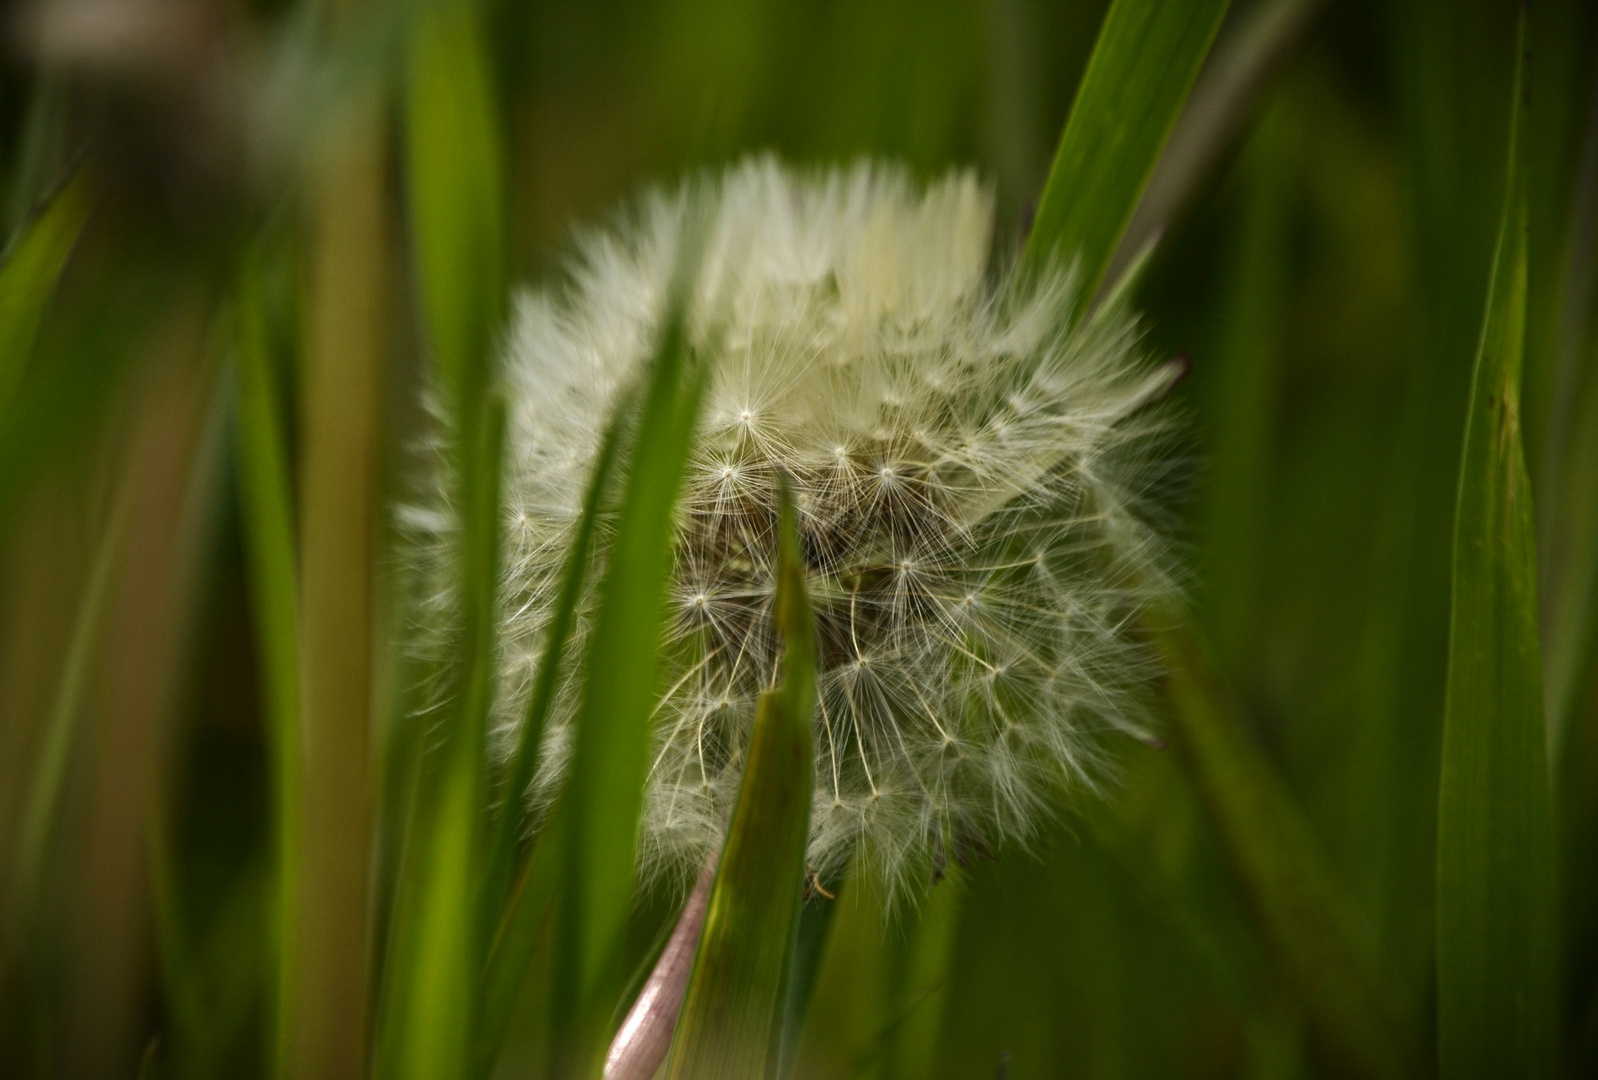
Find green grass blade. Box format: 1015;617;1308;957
479;807;565;1073
774;892;838;1079
0;169;90;420
230;244;303;1080
1435;20;1556;1079
552;291;708;1078
1160;626;1418;1078
374;8;509;1076
378;399;506;1080
485;389;633;901
291;102;388;1080
1022;0;1230;307
664;481;816;1080
405;0;504;418
475;389;633;1072
1108;0;1323;288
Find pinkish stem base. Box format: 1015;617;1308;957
603;857;718;1080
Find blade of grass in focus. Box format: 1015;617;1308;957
1435;19;1557;1078
1022;0;1230;307
0;169;90;420
774;889;837;1078
231;240;303;1080
377;3;507;1076
663;481;816;1080
550;276;707;1079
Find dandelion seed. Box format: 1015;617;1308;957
414;156;1180;899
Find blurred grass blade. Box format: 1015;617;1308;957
405;0;505;416
1160;626;1417;1078
664;482;816;1080
0;169;90;418
230;245;303;1080
291;93;388;1080
377;399;505;1080
1107;0;1323;287
9;475;132;921
377;7;509;1075
1023;0;1230;307
1435;21;1556;1079
477;391;633;1070
480;807;564;1073
775;892;838;1078
552;285;708;1077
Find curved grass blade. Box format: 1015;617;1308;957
1435;19;1556;1079
475;394;631;1075
551;286;709;1079
664;481;816;1080
230;242;303;1080
0;168;90;420
1022;0;1230;308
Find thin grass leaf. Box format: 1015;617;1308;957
230;245;302;1080
1160;626;1419;1079
290;99;388;1080
378;397;506;1080
1435;20;1556;1078
1107;0;1323;287
774;891;838;1079
377;8;509;1071
404;0;504;419
476;391;633;1074
551;286;709;1079
664;480;816;1080
1022;0;1230;306
9;475;132;921
1541;51;1598;763
0;169;90;420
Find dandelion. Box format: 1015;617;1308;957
422;156;1180;899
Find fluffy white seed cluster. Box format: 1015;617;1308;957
424;157;1180;896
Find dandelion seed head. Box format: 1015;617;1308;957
413;157;1181;899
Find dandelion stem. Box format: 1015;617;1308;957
604;857;718;1080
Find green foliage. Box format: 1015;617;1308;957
1436;21;1559;1078
551;292;707;1077
376;4;509;1076
1161;627;1418;1077
2;1;1596;1079
0;170;89;419
230;241;303;1080
664;484;816;1080
1024;0;1230;304
476;396;629;1071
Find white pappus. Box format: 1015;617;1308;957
414;156;1183;899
